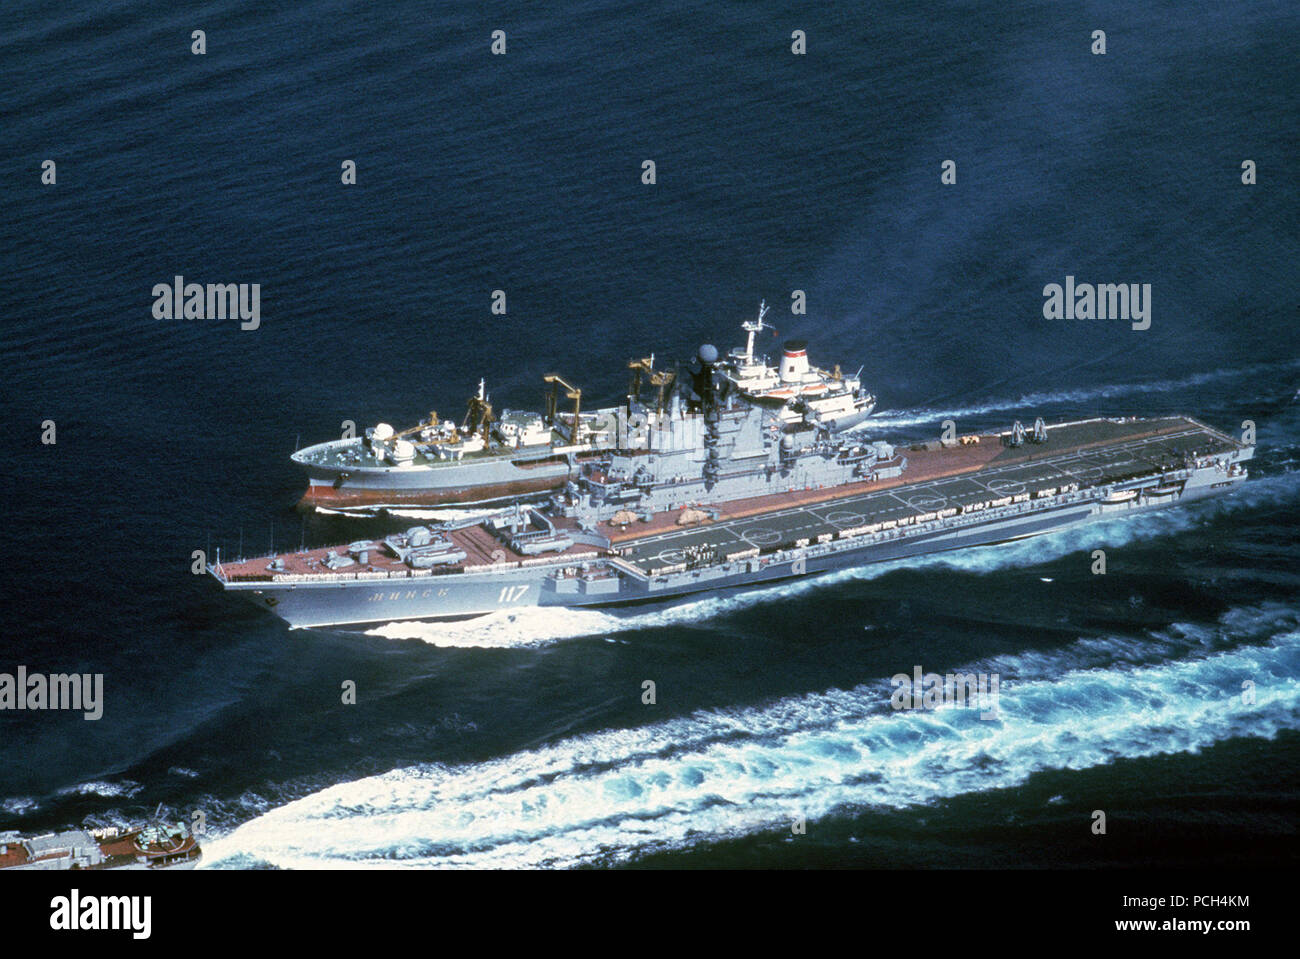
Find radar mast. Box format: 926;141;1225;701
741;300;771;366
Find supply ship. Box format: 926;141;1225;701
290;302;874;510
0;820;201;871
215;315;1253;629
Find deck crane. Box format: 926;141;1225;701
544;374;582;441
627;355;655;406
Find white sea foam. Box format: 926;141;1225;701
866;359;1300;430
54;780;143;800
1;796;37;817
201;608;1300;869
384;507;506;521
315;506;503;522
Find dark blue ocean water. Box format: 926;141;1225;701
1;0;1297;868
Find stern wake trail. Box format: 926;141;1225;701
867;358;1300;430
201;607;1300;869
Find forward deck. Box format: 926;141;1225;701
216;522;598;583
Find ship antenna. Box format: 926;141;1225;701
744;300;770;365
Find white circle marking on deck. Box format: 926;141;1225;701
904;493;947;509
824;510;866;528
986;479;1025;495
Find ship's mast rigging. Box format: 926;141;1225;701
741;299;771;366
463;378;493;440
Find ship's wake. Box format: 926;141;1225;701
360;469;1299;648
201;602;1300;869
315;506;505;522
864;357;1300;430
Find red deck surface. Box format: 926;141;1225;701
0;831;200;869
219;521;599;582
598;419;1190;542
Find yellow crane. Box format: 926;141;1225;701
389;411;442;442
627;356;655;403
543;374;582;439
649;369;676;415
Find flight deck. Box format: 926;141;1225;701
614;416;1241;575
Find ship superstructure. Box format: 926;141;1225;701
289;304;876;511
721;300;875;432
568;340;897;528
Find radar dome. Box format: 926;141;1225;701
698;343;718;364
373;423;394;441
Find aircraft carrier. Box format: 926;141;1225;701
215;325;1253;629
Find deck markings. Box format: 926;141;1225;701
823;510;866;528
985;479;1025;496
616;422;1240;574
903;492;948;509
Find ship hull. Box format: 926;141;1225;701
299;472;568;510
223;457;1247;629
293;438;577;509
820;407;871;433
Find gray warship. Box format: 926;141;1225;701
290;302;875;510
215;311;1254;628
